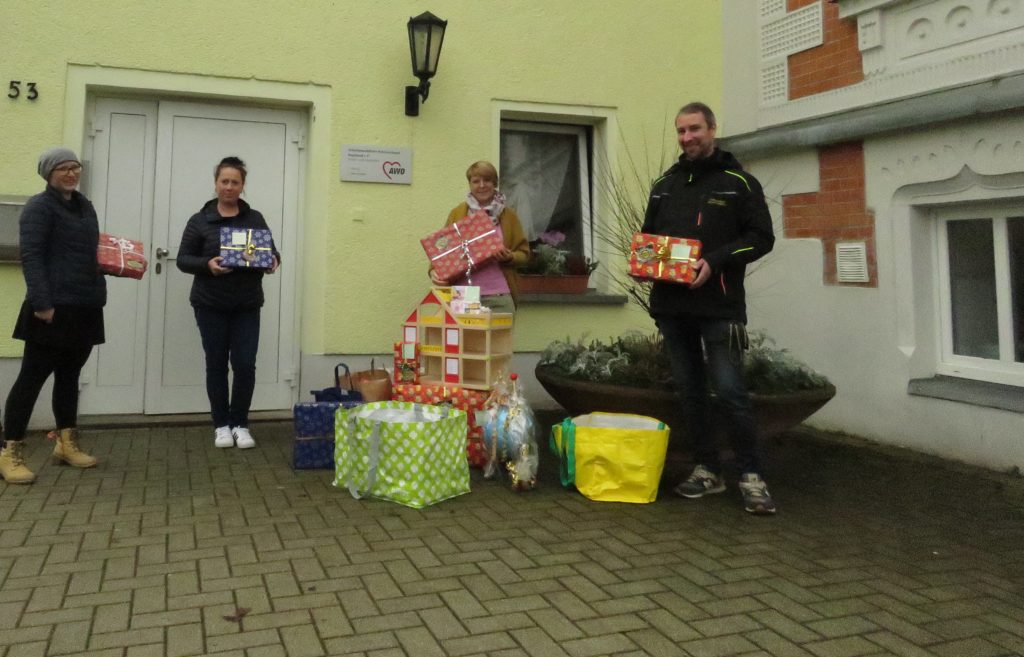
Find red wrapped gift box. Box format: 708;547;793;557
629;233;702;284
392;382;488;468
393;342;420;384
421;211;504;282
97;233;148;279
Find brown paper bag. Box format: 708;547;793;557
352;359;393;402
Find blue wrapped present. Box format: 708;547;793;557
293;437;334;470
219;227;274;269
293;400;361;469
294;401;340;437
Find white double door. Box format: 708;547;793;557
80;98;303;415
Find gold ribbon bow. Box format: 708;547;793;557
222;229;271;267
653;237;694;278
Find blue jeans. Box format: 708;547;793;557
193;306;260;428
656;316;760;475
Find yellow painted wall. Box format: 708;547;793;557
0;0;722;357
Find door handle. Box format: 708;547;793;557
155;247;169;260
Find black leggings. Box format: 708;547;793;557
3;340;94;442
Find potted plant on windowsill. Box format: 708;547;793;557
517;230;599;294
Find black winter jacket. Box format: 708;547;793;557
641;148;774;323
19;186;107;311
176;198;280;311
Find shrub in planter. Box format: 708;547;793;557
536;331;834;441
540;330;829;394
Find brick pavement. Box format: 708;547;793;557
0;420;1022;657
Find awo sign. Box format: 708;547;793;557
340;144;412;184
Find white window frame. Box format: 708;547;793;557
934;204;1024;387
499;120;593;262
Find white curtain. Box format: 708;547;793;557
500;131;574;242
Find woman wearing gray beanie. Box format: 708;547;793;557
0;147;105;484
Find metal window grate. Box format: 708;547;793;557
836;242;869;283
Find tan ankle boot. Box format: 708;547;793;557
51;428;97;468
0;440;36;484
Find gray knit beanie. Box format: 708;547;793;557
38;147;81;180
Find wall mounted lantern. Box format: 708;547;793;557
405;11;448;117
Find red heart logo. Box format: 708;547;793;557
382;161;401;180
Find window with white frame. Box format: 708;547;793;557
935;204;1024;386
499;121;592;268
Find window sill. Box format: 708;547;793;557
907;375;1024;414
520;290;627;305
0;246;19;263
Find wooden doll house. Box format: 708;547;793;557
401;287;513;390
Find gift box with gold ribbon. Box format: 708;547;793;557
421;211;504;282
628;233;702;284
219;227;274;269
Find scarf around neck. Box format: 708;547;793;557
466;190;506;225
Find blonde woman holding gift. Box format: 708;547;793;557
177;156;280;450
429;161;529;313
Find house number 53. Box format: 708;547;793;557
8;81;39;100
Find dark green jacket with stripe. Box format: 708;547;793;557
641;148;774;323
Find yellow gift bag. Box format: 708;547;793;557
550;413;670;504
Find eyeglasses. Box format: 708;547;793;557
53;164;82;175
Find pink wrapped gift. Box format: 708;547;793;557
421;211;504;282
97;233;148;279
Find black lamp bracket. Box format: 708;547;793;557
405;79;431;117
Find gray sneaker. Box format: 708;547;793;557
739;473;776;515
674;465;726;499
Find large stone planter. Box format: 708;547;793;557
535;363;835;443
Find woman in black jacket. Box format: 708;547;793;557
0;147;104;484
177;156;280;450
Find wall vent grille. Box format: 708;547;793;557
760;0;785;22
761;2;823;60
760;61;788;105
836;242;869;283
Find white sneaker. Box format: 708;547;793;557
232;427;256;449
214;425;234;448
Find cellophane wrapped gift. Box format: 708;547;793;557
292;399;361;470
629;233;702;284
219;227;275;269
391;382;488;468
334;401;470;508
97;233;148;279
482;373;538;491
421;211;504;282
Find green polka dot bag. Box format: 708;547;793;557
334;401;470;508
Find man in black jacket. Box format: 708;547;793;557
641;102;777;514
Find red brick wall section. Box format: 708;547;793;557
782;142;877;286
787;0;864;99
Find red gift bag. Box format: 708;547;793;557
421;212;504;282
97;233;148;279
